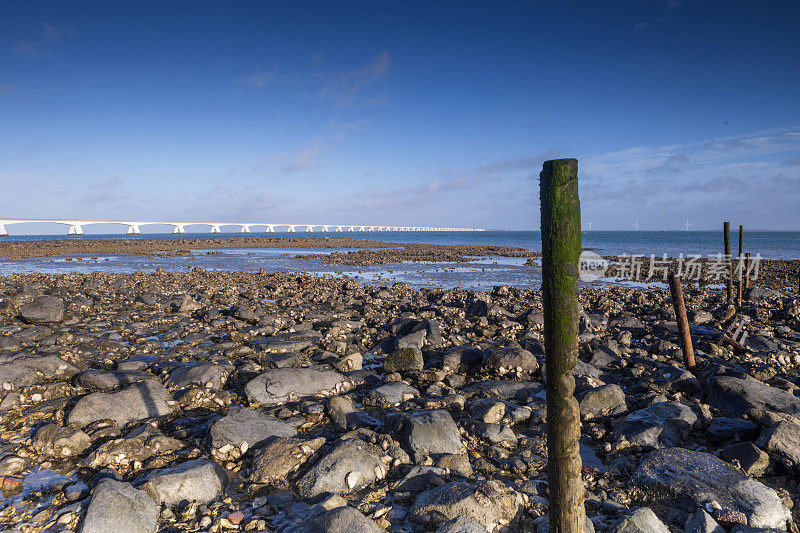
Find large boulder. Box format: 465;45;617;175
482;347;539;375
79;479;158;533
32;424;92;458
299;506;383;533
139;459;227;507
250;436;326;484
580;384;627;420
68;381;175;428
610;507;669;533
706;376;800;420
0;355;80;390
244;367;352;406
614;401;697;449
19;295;64;324
630;447;791;529
296;439;387;499
411;480;521;531
209;407;296;459
167;362;230;390
756;420;800;472
391;409;466;462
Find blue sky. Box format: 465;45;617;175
1;0;799;231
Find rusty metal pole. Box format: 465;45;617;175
540;158;586;533
668;274;696;370
724;222;732;303
737;225;744;307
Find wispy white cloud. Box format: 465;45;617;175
10;22;76;58
319;51;391;108
237;69;275;88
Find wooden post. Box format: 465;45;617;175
668;274;696;370
540;158;585;533
724;222;732;303
737;225;744;307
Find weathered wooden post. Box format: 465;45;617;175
540;158;585;533
737;225;744;307
668;274;696;370
724;222;732;303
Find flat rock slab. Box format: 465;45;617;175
167;362;230;390
614;401;697;449
297;439;386;499
299;506;383;533
756;420;800;472
79;479;158;533
411;480;521;531
0;355;79;389
706;376;800;420
250;436;325;484
139;458;227;507
32;423;92;458
364;381;420;406
77;369;159;391
244;367;352;406
610;507;669;533
460;380;542;402
68;381;175;428
19;295;64;324
630;447;791;529
391;409;466;462
209;407;296;456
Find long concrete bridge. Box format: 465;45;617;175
0;219;484;236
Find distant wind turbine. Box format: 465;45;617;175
633;219;640;231
586;221;593;230
684;219;692;231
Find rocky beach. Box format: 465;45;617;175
0;247;799;532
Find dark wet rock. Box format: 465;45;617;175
748;287;782;301
172;294;202;313
609;507;669;533
466;421;517;445
482;347;538;375
535;515;595;533
249;331;322;353
32;423;92;458
139;458;227;507
579;384;627;420
392;465;447;492
468;398;506;424
442;346;485;373
209;407;296;459
390;409;466;462
19;295;64;324
364;381;420;407
389;317;442;348
719;442;771;477
746;335;782;353
296;439;387;499
244;367;352;406
299;506;383;533
706;376;800;420
167;362;230;390
250;436;326;484
652;364;702;395
0;354;79;390
630;447;791;529
437;516;487;533
395;329;426;351
756;420;800;472
85;425;183;469
461;380;542;402
684;509;726;533
614;401;697;449
327;396;378;430
77;369;158;391
708;417;761;442
80;479;158;533
411;480;521;531
68;381;175;428
383;348;424;373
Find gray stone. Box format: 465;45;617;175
719;442;770;477
535;515;595;533
167;362;230;390
411;480;521;531
610;507;669;533
442;346;484;373
250;436;326;484
383;348;424;373
244;367;352;406
139;458;226;506
299;506;383;533
685;509;725;533
392;465;448;492
461;380;542;402
364;381;420;407
468;398;506;424
614;401;697;449
68;381;175;428
580;384;627;420
392;409;466;462
297;439;386;498
756;420;800;471
19;295;64;324
748;287;782;300
209;407;296;455
0;355;79;390
706;376;800;420
653;365;702;395
437;516;487;533
77;370;158;391
32;423;92;458
395;329;426;351
708;417;761;442
326;396;378;431
631;447;791;529
79;479;158;533
482;347;539;375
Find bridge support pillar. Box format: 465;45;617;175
0;224;7;237
173;225;186;234
265;226;275;233
127;225;141;235
305;226;314;232
240;225;251;233
68;224;84;236
321;226;329;232
287;226;296;233
335;226;342;232
210;225;222;234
